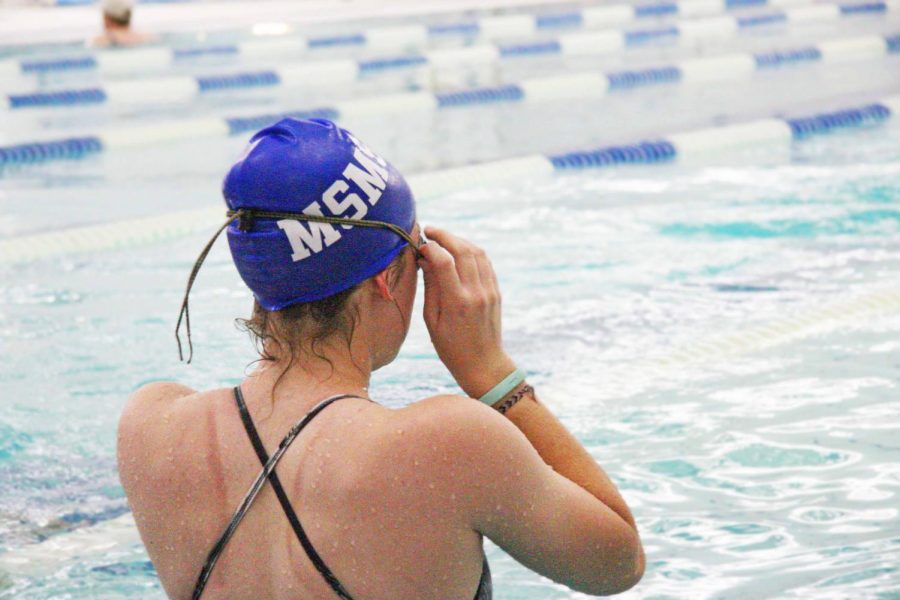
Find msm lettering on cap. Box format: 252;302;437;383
277;134;389;262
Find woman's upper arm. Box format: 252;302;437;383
434;400;643;596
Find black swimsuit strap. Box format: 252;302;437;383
191;388;363;600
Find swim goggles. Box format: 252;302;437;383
176;208;422;363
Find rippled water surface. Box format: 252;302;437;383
1;122;899;598
2;23;900;593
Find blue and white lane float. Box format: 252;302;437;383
0;0;826;79
1;32;897;165
0;94;898;265
1;0;892;89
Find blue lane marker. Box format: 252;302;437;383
726;0;768;7
436;84;525;108
887;33;900;53
174;45;240;59
536;12;584;29
307;33;365;48
839;1;887;14
550;141;677;169
607;66;682;90
9;88;107;109
634;3;678;17
359;55;428;72
737;13;788;27
787;104;891;139
21;56;98;73
625;26;680;46
499;41;562;57
196;71;280;92
0;137;103;166
427;22;480;36
754;47;821;68
226;108;340;135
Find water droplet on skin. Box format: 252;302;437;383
428;483;435;489
450;494;456;501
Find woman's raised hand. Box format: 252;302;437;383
417;226;517;399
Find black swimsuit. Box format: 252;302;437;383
191;387;492;599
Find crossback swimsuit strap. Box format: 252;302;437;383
191;388;362;600
191;387;493;600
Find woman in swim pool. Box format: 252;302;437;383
118;118;644;599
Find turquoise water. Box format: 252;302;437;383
1;123;899;597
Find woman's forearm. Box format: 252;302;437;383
497;386;638;531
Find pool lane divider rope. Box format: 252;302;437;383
0;0;825;78
1;32;897;166
2;279;899;578
1;94;898;265
3;1;894;110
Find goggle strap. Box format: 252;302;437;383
226;209;418;249
176;209;417;363
175;212;241;363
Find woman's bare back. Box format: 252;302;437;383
118;381;488;600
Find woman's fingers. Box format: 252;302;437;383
475;250;500;300
424;226;482;287
418;239;458;326
418;238;461;292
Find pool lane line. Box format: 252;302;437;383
1;94;899;265
3;280;900;579
1;32;897;166
0;0;824;79
3;2;894;110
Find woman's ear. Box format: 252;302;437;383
370;270;395;302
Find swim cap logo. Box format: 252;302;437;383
277;135;390;262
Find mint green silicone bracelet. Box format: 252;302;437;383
478;368;526;407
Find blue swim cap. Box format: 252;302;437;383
223;118;416;311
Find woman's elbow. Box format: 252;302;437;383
581;531;646;596
618;538;646;593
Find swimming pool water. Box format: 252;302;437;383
2;3;900;596
2;122;899;597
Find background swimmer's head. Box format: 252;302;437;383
102;0;133;27
224;118;418;378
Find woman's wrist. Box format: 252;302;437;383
456;353;518;399
477;368;526;407
492;383;534;414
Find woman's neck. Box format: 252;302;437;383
253;338;374;400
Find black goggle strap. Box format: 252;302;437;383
175;208;418;363
226;209;420;253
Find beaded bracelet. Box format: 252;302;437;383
495;384;534;415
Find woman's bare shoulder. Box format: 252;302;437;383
117;383;229;483
395;394;521;442
387;394;533;481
